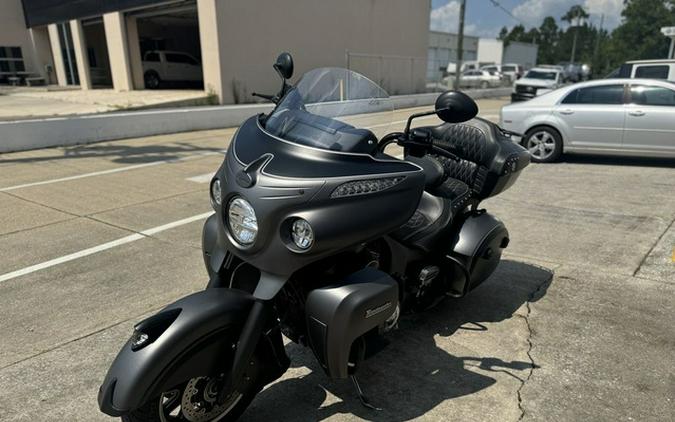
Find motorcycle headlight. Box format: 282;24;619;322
227;197;258;245
291;219;314;250
210;178;222;208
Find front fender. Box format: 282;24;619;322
98;288;257;416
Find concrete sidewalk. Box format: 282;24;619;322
0;87;211;121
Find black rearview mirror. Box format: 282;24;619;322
273;52;294;80
435;91;478;123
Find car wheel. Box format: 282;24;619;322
144;71;161;89
480;81;488;89
523;127;562;163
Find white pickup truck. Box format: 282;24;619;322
142;50;202;89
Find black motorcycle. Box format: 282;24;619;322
99;53;530;421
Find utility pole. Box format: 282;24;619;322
569;8;583;63
592;14;604;67
454;0;466;90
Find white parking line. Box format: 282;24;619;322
0;150;225;192
0;211;214;283
187;173;215;184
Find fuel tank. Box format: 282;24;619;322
210;115;425;276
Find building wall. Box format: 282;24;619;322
0;0;44;77
202;0;430;103
503;41;538;68
427;31;479;81
477;38;503;65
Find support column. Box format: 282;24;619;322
29;27;55;82
103;12;133;91
126;16;145;89
69;20;92;90
47;24;68;86
197;0;224;103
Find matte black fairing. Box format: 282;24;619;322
212;116;425;276
98;288;288;416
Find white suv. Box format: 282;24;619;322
611;59;675;82
142;50;202;89
511;67;564;102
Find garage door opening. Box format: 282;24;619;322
131;1;203;90
82;18;113;88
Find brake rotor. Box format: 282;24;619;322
180;376;242;422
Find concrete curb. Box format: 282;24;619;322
0;88;510;153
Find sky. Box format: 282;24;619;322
430;0;625;38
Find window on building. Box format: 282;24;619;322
0;47;25;74
87;48;97;68
630;85;675;106
562;84;625;105
634;65;669;79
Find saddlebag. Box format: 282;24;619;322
445;212;509;296
305;267;398;379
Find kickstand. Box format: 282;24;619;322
350;375;382;411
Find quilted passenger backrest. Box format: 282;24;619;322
429;119;494;166
426;118;505;197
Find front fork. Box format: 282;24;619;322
202;214;289;400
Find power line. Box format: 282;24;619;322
488;0;524;25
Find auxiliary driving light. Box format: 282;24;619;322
210;178;222;207
228;197;258;245
130;330;150;351
291;219;314;250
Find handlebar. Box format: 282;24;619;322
252;92;277;103
378;130;460;162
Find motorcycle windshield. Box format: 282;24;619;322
263;67;394;152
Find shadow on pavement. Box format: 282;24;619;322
561;154;675;168
0;142;224;165
243;260;553;421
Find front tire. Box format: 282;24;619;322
480;81;488;89
523;126;562;163
122;355;264;422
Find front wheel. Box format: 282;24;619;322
480;81;488;89
122;356;264;422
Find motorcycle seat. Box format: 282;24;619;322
428;177;472;212
391;177;471;252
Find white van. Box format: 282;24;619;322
614;60;675;82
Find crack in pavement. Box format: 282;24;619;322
516;270;555;421
632;215;675;277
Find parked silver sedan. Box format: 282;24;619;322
500;78;675;162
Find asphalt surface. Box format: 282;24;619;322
0;98;673;421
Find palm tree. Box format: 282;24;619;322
562;5;590;63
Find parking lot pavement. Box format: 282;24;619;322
0;98;673;421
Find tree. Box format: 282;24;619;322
500;24;527;47
498;26;508;41
537;17;560;64
562;5;589;26
608;0;675;66
562;5;590;62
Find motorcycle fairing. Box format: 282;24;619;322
212;116;426;277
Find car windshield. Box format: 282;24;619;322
525;70;557;80
263;68;393;152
